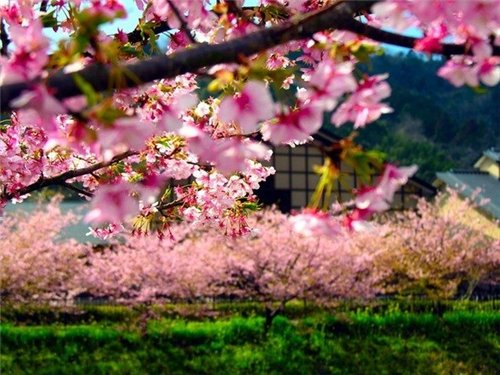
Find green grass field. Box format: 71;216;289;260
1;301;499;374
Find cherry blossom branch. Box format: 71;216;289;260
1;150;137;200
166;0;197;44
4;0;497;111
125;3;258;44
158;197;185;212
225;1;264;28
0;0;376;111
343;18;500;56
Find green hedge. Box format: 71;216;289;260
1;306;499;374
2;299;498;325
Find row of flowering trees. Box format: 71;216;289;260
1;192;498;305
1;0;499;238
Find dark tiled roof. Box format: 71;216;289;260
436;170;500;219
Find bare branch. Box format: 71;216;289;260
60;181;94;198
40;1;49;13
2;151;138;200
343;18;500;57
0;1;376;111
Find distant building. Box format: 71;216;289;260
435;148;500;219
474;148;500;180
434;148;500;239
257;130;437;212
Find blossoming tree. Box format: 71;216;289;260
0;0;499;238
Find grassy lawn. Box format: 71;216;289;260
1;301;499;374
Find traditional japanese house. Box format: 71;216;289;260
257;130;437;212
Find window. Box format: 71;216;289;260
258;141;434;212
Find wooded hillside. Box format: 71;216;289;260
352;52;500;181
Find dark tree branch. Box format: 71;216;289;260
40;1;49;13
60;181;94;198
0;0;376;111
0;18;10;56
1;150;137;200
3;0;497;112
343;18;500;56
127;21;173;44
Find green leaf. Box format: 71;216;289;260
350;42;384;63
41;10;58;28
92;104;127;125
470;85;488;95
120;44;142;57
72;74;98;107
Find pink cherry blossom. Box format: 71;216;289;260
261;104;323;145
86;223;121;240
0;18;49;84
85;182;139;224
301;60;356;111
332;74;392;128
210;138;271;175
289;208;342;238
179;124;218;163
478;58;500;86
10;86;66;135
219;81;275;134
149;0;214;31
157;93;198;133
86;0;126;19
371;1;416;31
414;23;448;53
356;164;418;212
99;116;155;154
438;57;480;87
454;0;500;39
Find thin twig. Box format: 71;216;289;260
342;18;487;56
2;150;138;200
60;181;94;198
40;0;49;12
0;18;10;56
166;0;197;44
225;0;264;28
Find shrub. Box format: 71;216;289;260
365;191;500;299
0;198;88;302
0;191;498;303
78;209;375;304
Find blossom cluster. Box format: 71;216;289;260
290;163;418;236
0;0;499;236
372;0;500;87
